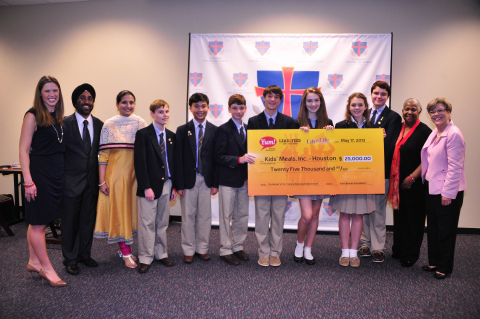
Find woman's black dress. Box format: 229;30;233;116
392;122;432;264
24;108;65;225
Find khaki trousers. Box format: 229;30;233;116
360;179;389;252
254;195;288;259
137;179;172;264
218;183;249;256
180;174;211;255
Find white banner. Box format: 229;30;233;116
187;33;392;230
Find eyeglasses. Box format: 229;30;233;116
428;108;446;115
78;96;93;102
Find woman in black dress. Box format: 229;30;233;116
19;76;67;287
388;99;431;267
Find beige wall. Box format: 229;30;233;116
1;0;479;227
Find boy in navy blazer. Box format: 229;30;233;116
134;100;176;273
247;85;295;267
359;81;402;263
175;93;218;264
214;94;255;265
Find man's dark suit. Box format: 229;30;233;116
360;106;402;253
175;119;218;256
215;119;248;188
134;123;176;198
247;111;295;260
62;113;103;266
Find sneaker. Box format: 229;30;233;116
349;257;360;267
339;256;349;267
372;250;385;263
269;256;281;267
359;246;371;257
258;258;269;267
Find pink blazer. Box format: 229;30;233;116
421;120;466;199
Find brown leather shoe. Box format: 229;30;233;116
220;254;240;265
138;263;150;273
159;257;175;267
195;253;211;261
183;255;194;264
233;250;249;261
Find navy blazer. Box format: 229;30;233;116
370;107;402;178
134;123;176;199
247;111;295;130
63;113;103;197
175;120;218;190
214;118;248;188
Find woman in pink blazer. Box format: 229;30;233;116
421;97;466;279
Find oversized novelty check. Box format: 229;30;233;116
247;129;385;196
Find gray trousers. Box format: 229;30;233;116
137;179;172;264
360;179;389;252
218;183;249;256
254;195;288;259
180;174;211;256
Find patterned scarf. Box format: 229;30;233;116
388;119;420;209
99;114;147;151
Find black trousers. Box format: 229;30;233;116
61;183;98;266
393;202;426;264
425;182;464;274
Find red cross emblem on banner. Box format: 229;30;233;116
208;41;223;55
255;41;270;56
189;72;203;87
351;41;367;57
209;104;223;119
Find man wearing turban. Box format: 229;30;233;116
61;83;104;275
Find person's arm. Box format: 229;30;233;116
401;164;422;189
442;129;466;204
134;130;153;200
174;126;185;196
98;149;111;195
19;113;37;202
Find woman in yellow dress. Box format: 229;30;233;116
94;90;147;268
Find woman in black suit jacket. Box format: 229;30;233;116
292;87;333;265
387;99;431;267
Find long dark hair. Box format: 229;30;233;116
32;76;64;126
297;87;329;128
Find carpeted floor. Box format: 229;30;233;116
1;222;479;318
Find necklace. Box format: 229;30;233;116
52;125;64;143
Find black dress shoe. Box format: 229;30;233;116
305;257;316;265
159;257;175;267
220;254;240;266
293;255;304;263
138;263;150;273
233;250;249;261
79;257;98;267
434;271;447;279
195;253;211;261
65;264;80;275
422;265;437;272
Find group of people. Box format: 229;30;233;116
19;76;466;287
